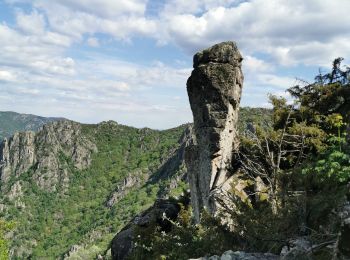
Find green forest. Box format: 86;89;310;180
0;108;271;259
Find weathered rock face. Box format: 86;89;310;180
186;41;243;220
105;171;143;208
0;131;36;183
0;120;97;194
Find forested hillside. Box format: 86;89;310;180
0;120;188;258
0;108;271;259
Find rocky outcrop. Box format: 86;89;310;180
0;131;36;183
0;120;97;193
186;41;243;220
280;238;312;259
106;171;143;208
334;183;350;259
191;250;279;260
111;199;181;260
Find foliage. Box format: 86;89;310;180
1;122;187;259
229;197;300;253
0;107;270;259
271;58;350;184
314;57;350;85
302;136;350;184
127;59;350;259
225;58;350;254
287;57;350;127
0;219;15;260
238;107;273;134
130;204;238;260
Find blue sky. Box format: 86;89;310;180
0;0;349;129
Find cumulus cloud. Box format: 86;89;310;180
57;0;147;18
156;0;350;66
243;56;273;73
5;0;350;65
1;0;349;128
9;0;349;66
0;42;191;128
0;70;17;82
16;9;46;35
31;0;157;41
0;20;73;77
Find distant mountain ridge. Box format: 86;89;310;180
0;108;272;141
0;111;65;140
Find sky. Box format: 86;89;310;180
0;0;349;129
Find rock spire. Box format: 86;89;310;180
186;41;243;221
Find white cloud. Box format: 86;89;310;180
5;0;350;66
1;0;350;128
0;70;17;82
31;0;156;41
0;19;74;79
243;55;273;73
30;57;75;76
56;0;147;18
160;0;240;16
157;0;350;66
0;45;191;128
16;10;46;35
9;0;348;68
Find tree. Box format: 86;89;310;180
288;58;350;129
0;219;15;260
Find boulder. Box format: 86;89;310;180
190;250;279;260
111;199;181;260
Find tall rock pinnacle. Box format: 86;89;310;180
186;41;243;221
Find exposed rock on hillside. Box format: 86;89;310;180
186;41;243;220
0;120;97;193
0;131;36;183
105;171;143;208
